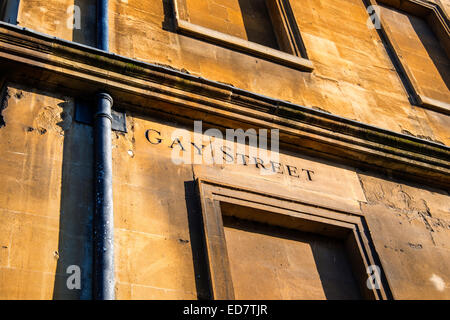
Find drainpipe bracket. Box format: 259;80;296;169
75;99;127;133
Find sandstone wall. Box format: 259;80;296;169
1;0;449;300
0;84;449;299
0;84;93;299
14;0;450;145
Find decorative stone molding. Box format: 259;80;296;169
0;22;449;189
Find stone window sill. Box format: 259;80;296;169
174;19;314;72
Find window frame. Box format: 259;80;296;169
0;1;6;21
196;178;392;300
171;0;314;72
366;0;450;114
0;0;20;24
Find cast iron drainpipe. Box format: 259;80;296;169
94;0;115;300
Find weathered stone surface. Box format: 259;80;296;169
0;84;93;300
14;1;450;144
358;173;450;299
0;0;448;300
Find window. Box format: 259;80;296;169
369;0;450;114
172;0;313;71
0;0;20;24
196;179;392;300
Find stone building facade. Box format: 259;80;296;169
0;0;449;299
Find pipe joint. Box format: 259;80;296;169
94;112;113;122
97;92;113;104
95;93;113;122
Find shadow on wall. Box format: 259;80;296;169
72;0;97;47
222;216;363;300
53;101;94;299
184;181;212;300
0;1;6;21
309;237;363;300
237;0;279;49
162;0;176;31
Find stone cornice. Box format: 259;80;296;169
0;22;449;188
